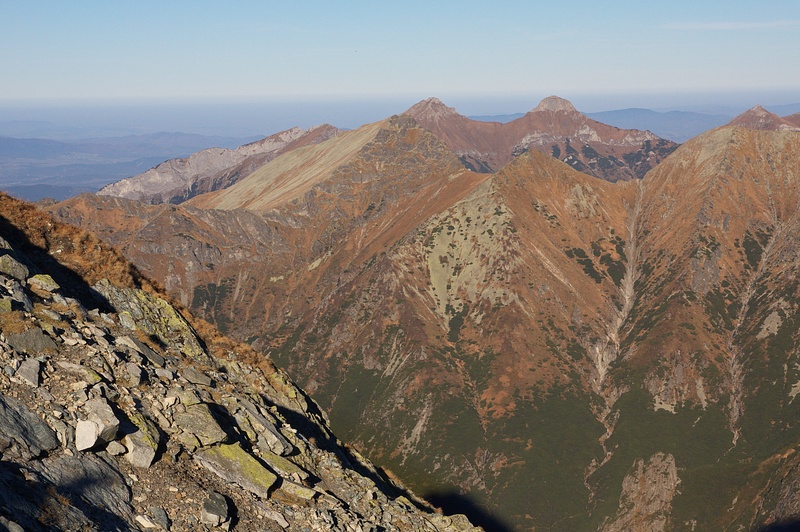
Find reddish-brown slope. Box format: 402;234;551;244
405;96;678;180
727;105;800;131
49;112;800;531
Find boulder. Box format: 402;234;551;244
195;443;278;499
28;274;60;294
0;393;59;459
15;358;40;387
121;413;160;468
0;254;28;281
180;366;212;387
173;403;227;447
75;398;120;451
200;491;229;528
7;327;57;354
238;398;294;456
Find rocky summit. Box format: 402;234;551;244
405;95;678;180
48;102;800;530
0;192;479;531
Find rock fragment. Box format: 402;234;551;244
180;366;212;386
0;254;29;281
173;403;227;446
7;327;57;354
75;398;120;451
15;358;40;387
0;393;59;459
149;506;171;530
200;491;230;528
121;413;160;468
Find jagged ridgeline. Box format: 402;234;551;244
0;192;479;531
48;103;800;530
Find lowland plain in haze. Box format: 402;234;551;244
2;91;799;201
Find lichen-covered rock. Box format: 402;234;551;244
173;403;227;447
28;273;60;294
93;279;208;363
195;443;278;499
0;254;28;281
121;413;160;468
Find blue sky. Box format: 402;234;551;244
1;1;799;133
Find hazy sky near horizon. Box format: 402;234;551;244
3;1;799;105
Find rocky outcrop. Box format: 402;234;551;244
0;194;478;531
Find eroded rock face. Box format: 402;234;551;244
601;453;680;532
0;193;480;531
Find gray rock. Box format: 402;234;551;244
0;254;29;281
200;491;229;527
2;278;32;312
173;403;227;447
122;413;160;469
29;452;135;525
180;366;212;387
116;335;166;368
28;273;60;293
125;362;145;385
75;398;120;451
0;517;25;532
0;393;59;459
135;515;159;529
149;506;171;530
195;443;278;500
15;358;40;387
239;398;294;456
7;327;57;355
155;368;174;381
106;440;127;456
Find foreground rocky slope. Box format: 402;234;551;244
0;192;478;531
50;107;800;530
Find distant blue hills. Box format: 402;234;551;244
471;103;800;143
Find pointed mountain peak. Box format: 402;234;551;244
727;105;800;131
532;95;578;113
405;97;460;121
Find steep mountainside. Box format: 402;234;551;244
0;192;478;531
785;112;800;127
405;96;678;180
98;124;338;205
50;111;800;530
726;105;800;131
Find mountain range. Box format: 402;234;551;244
43;97;800;530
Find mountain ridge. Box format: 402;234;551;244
47;104;800;530
405;95;677;181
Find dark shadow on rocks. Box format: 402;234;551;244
0;214;114;314
0;455;134;531
263;394;415;505
758;521;800;532
426;491;513;532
